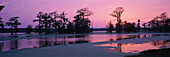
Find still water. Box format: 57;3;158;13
94;40;170;53
0;34;170;52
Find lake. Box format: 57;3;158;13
0;33;170;53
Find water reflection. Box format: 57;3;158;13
0;34;170;52
109;34;170;41
151;40;170;48
94;40;170;53
0;34;86;38
0;36;90;52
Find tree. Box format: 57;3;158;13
149;12;170;32
34;11;58;34
147;21;151;32
52;19;59;33
137;19;140;32
6;17;21;35
0;5;5;11
41;13;51;34
26;25;33;34
48;11;58;33
142;23;147;32
73;8;93;33
0;17;4;29
35;25;43;34
0;5;5;29
58;11;68;34
52;20;61;34
110;7;125;33
67;21;74;34
123;21;136;33
131;22;136;32
50;12;59;33
33;11;43;34
107;21;114;33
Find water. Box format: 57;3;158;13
94;40;170;53
0;34;170;52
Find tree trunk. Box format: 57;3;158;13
116;23;122;33
45;23;48;34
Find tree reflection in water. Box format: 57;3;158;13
109;34;170;41
95;40;170;53
0;35;90;52
151;40;170;48
0;34;170;52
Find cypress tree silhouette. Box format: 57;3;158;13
67;21;74;34
107;21;114;33
0;6;5;29
42;13;51;34
6;17;21;35
73;8;93;34
0;17;4;29
149;12;170;32
137;19;140;32
58;11;68;34
33;11;43;34
123;21;136;33
142;23;147;32
110;7;124;33
34;11;58;34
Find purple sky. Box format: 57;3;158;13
0;0;170;28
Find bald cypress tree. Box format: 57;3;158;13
73;8;93;33
6;17;21;35
110;7;124;33
137;19;140;32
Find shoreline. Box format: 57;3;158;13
1;32;170;41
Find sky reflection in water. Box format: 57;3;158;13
0;34;170;52
94;40;170;53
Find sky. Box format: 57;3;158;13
0;0;170;28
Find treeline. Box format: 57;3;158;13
0;16;22;35
106;19;140;33
107;7;141;33
0;7;93;35
107;7;170;33
143;12;170;32
0;6;22;35
1;5;170;35
32;8;93;34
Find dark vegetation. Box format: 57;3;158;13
0;6;93;35
32;8;93;34
110;7;124;33
108;7;139;33
26;25;33;34
73;8;93;34
0;6;5;29
0;6;21;35
6;17;21;35
108;7;170;33
1;5;170;35
146;12;170;32
106;21;114;33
